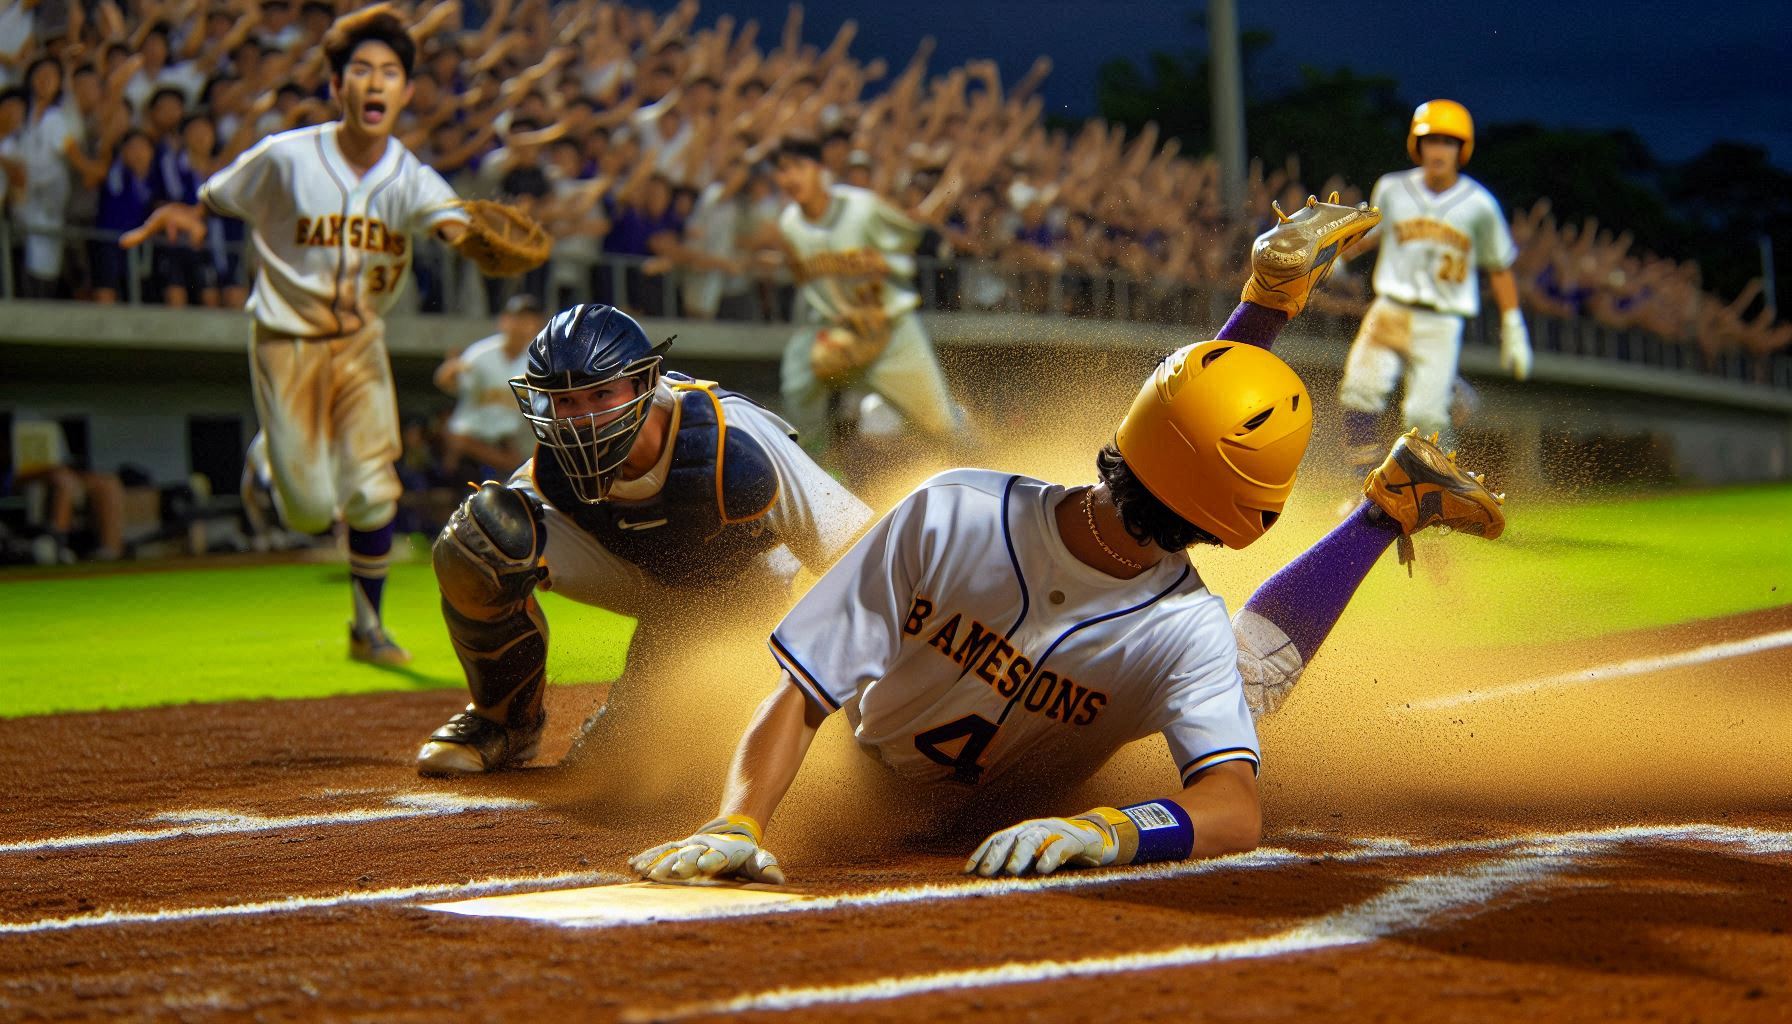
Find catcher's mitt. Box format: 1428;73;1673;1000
811;305;893;386
450;199;551;278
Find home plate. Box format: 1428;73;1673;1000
425;881;810;926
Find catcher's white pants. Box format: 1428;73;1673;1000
249;320;403;534
779;312;960;452
1338;297;1465;436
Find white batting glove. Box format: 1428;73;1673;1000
1500;308;1533;381
965;815;1117;878
629;814;786;885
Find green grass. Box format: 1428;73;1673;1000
0;553;637;718
2;484;1787;719
1305;482;1792;651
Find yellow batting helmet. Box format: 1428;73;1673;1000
1407;99;1474;166
1115;341;1312;550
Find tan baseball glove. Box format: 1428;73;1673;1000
451;199;552;278
811;302;893;385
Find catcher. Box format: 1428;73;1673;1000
632;197;1505;884
122;5;547;666
770;138;967;454
417;303;876;775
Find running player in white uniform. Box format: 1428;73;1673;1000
416;304;875;776
771;138;964;453
1336;99;1533;476
124;6;482;665
631;199;1508;883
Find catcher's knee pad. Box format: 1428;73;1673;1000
435;483;550;720
1233;608;1306;718
435;483;546;615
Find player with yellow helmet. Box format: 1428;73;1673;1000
1337;99;1532;483
629;199;1509;885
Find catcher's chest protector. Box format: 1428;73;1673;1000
532;382;783;587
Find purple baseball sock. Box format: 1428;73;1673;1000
1215;302;1289;351
348;523;394;634
1242;503;1401;664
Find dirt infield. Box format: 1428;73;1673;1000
4;609;1789;1021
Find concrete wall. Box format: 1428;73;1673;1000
3;301;1788;489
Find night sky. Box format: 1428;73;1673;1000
645;0;1792;167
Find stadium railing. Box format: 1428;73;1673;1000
3;221;1786;393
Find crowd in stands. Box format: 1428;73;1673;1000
0;0;1786;369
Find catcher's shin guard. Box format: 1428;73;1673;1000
423;483;551;773
1243;193;1381;317
1363;429;1506;569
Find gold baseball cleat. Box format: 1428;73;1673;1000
1242;192;1381;317
1363;428;1506;570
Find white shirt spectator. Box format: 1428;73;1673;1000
0;5;34;91
446;334;531;446
18;103;77;278
124;62;208;113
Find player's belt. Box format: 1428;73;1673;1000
1385;296;1453;316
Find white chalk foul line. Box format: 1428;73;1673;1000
0;792;535;854
623;849;1572;1022
624;824;1792;1020
0;869;629;935
1409;627;1792;711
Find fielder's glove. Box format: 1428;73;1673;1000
449;199;552;278
1500;308;1533;381
965;814;1119;878
629;814;786;885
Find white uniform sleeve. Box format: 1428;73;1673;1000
767;488;929;714
1152;632;1262;785
1475;192;1518;270
867;194;922;254
730;404;874;570
405;157;466;235
199;134;282;221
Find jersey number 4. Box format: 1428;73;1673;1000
914;714;999;785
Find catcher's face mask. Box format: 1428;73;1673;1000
511;357;663;504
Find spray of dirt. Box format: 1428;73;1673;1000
530;342;1792;860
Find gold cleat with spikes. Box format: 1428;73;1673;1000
1363;429;1506;570
1242;192;1381;317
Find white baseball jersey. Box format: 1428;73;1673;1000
1368;168;1516;318
199;123;464;338
769;470;1259;788
778;184;922;323
446;334;530;444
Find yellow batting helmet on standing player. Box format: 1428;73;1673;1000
1407;99;1475;165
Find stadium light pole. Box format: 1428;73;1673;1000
1209;0;1247;222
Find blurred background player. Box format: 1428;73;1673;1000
1335;99;1533;480
121;5;489;666
630;198;1512;884
417;304;874;776
769;137;967;457
434;293;545;479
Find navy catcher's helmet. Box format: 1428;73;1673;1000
510;304;672;504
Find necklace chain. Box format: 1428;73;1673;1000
1082;487;1143;571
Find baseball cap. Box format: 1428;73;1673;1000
503;294;543;316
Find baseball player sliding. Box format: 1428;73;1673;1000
417;304;875;776
1336;99;1532;476
123;6;500;665
631;197;1509;883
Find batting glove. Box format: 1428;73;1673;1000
1500;308;1533;381
965;815;1117;878
629;815;786;885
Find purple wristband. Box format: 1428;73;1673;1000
1121;800;1195;863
